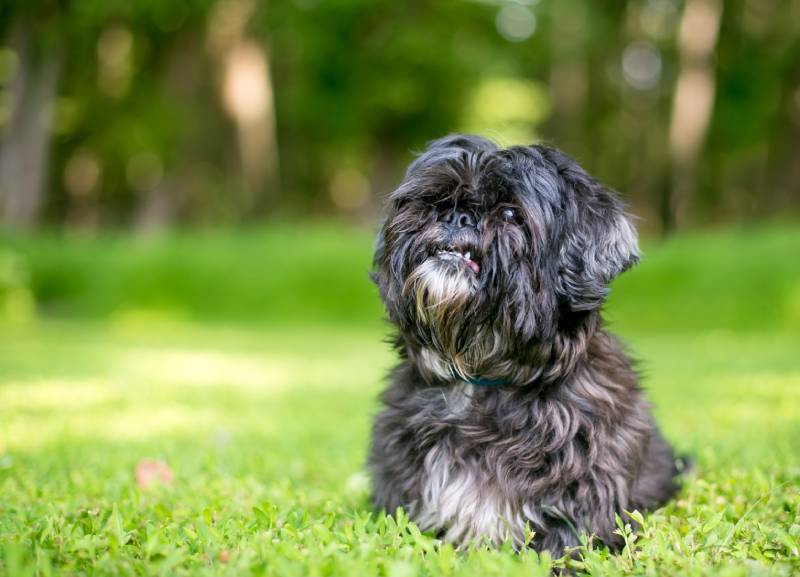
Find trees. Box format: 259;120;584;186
0;0;797;231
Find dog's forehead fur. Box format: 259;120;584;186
390;141;562;219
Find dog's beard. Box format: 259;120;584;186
403;254;502;380
404;255;477;326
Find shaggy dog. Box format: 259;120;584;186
369;134;682;556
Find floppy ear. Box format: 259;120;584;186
547;149;640;311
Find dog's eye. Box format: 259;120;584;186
500;208;518;222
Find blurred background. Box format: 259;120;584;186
1;0;799;233
0;0;798;326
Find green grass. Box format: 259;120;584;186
1;223;799;576
0;223;383;326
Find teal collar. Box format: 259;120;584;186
464;376;509;387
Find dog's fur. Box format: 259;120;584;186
369;134;681;556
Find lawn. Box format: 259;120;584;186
1;223;799;576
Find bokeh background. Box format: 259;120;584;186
1;0;800;233
0;0;799;326
0;2;799;575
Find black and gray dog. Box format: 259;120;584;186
369;134;682;556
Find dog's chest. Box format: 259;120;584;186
415;444;526;545
411;385;528;545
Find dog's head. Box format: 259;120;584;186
373;134;639;384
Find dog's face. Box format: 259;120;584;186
373;135;639;384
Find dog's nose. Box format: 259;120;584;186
446;209;477;230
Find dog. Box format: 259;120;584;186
368;134;682;556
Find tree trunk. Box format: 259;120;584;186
0;23;61;229
208;0;280;218
664;0;722;234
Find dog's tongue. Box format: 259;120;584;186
465;258;480;274
460;250;480;274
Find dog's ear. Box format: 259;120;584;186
544;148;640;311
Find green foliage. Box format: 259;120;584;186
0;247;34;322
606;223;800;331
1;223;383;326
3;0;798;227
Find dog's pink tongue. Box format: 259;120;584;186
466;259;480;274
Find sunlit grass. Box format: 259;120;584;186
1;319;798;576
0;322;391;449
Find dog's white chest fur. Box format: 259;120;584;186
414;444;526;546
411;384;527;546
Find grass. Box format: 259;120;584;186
0;223;383;326
1;223;799;576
